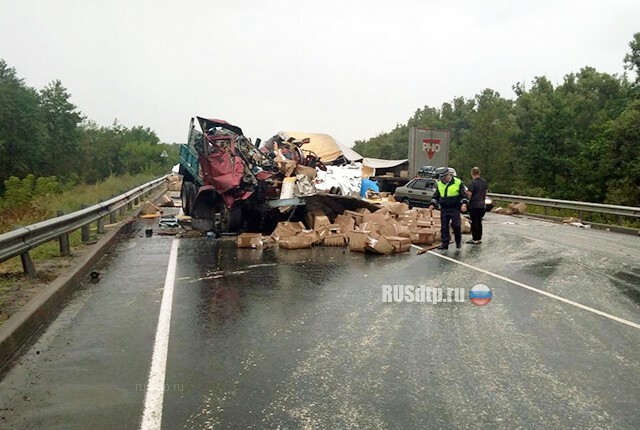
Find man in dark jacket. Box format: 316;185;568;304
466;166;488;245
429;167;469;250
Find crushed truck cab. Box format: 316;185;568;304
177;117;377;233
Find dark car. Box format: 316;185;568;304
416;165;437;179
393;178;437;207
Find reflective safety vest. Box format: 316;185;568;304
437;177;462;197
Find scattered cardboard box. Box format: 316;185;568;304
237;233;263;249
279;235;315;249
156;194;174;207
271;221;305;240
410;228;435;245
348;230;370;252
343;210;364;225
323;234;346;247
335;214;356;232
385;236;411;253
364;232;395;255
140;201;161;215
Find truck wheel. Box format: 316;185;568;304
181;181;197;216
220;205;242;233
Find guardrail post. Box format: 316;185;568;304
127;201;133;211
81;205;91;243
617;215;623;225
110;211;117;224
543;207;548;215
97;217;105;234
20;252;37;277
57;211;71;256
134;197;140;206
578;210;583;220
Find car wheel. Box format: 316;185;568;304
402;198;412;209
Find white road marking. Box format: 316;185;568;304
412;245;640;330
140;238;180;430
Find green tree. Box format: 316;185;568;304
623;32;640;85
454;89;518;192
39;80;84;177
0;60;45;184
604;98;640;206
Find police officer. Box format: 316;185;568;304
428;167;469;250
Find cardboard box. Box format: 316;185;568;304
462;216;471;234
395;223;412;238
417;219;432;228
388;202;410;215
313;215;331;231
140;201;161;215
360;221;383;234
237;233;263;248
323;234;346;247
316;224;341;238
384;236;411;253
304;209;331;230
348;230;369;252
364;232;395;255
362;212;388;225
296;229;320;244
410;228;435;245
271;221;305;240
156;194;174;207
380;223;398;237
376;207;391;216
343;210;364;225
278;235;315;249
334;214;355;232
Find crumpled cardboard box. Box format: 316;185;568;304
384;236;412;253
364;232;395;255
271;221;305;241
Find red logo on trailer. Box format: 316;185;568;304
422;139;441;160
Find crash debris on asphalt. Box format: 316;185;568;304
236;203;472;255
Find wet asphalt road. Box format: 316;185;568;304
0;214;639;429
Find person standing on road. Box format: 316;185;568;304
465;167;488;245
429;167;469;250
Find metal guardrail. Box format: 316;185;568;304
488;193;640;221
0;175;168;275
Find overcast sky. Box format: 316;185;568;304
1;0;638;146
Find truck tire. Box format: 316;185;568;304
181;181;197;216
219;205;242;233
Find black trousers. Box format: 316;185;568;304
441;208;462;245
469;207;485;241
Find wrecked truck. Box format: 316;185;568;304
177;117;378;233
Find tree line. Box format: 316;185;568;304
353;34;640;206
0;59;177;192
